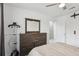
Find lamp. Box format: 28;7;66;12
8;22;20;56
8;22;20;28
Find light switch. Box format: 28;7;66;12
74;30;76;35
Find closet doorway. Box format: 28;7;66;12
0;3;5;56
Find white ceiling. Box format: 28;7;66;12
5;3;79;18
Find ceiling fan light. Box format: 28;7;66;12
59;3;65;8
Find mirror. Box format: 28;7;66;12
25;18;40;33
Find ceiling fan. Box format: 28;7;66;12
46;3;67;10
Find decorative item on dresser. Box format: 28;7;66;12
20;32;47;56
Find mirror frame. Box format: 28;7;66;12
25;18;40;33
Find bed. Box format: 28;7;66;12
28;42;79;56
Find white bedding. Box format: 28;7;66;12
28;42;79;56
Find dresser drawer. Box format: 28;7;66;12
20;47;33;55
32;39;46;47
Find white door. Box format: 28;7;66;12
54;19;66;42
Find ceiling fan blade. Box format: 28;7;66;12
69;6;75;10
46;3;57;7
76;13;79;15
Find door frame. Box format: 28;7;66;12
0;3;5;56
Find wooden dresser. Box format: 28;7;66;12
20;32;47;56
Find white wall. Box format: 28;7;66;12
4;4;52;56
